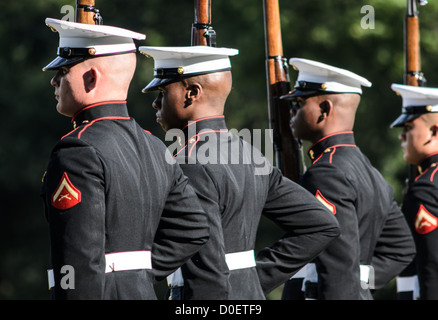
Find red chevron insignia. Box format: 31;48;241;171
415;205;438;235
315;190;336;215
51;172;81;210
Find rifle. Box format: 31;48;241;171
404;0;427;86
76;0;103;25
404;0;427;184
191;0;216;46
263;0;301;182
396;1;428;299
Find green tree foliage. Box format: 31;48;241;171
1;0;437;299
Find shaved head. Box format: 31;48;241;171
182;70;232;113
82;53;137;101
316;93;361;132
50;52;137;117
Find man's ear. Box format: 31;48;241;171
318;99;333;123
83;67;99;93
186;83;202;101
430;124;438;139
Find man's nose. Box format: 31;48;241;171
152;94;161;110
50;72;60;87
399;131;406;141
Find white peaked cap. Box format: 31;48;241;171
43;18;145;71
281;58;371;99
391;84;438;127
139;46;239;92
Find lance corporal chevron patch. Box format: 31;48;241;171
51;172;81;210
415;204;438;234
315;190;336;215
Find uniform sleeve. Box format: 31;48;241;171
178;163;230;300
371;191;416;290
151;162;210;282
301;164;361;299
255;167;340;294
402;179;438;299
44;138;106;299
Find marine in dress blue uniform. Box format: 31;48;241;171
281;59;416;300
40;19;209;299
391;84;438;300
140;46;340;300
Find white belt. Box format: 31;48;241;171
166;250;256;288
359;265;371;284
292;263;372;283
225;250;256;271
397;275;420;299
48;250;152;289
104;250;152;273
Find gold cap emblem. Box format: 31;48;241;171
177;67;184;75
88;48;96;56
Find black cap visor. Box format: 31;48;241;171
390;113;422;128
142;68;233;93
141;77;181;93
280;89;322;100
42;56;85;71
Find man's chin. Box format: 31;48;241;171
403;154;417;166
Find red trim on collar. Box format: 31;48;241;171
61;127;81;140
424;151;438;160
174;129;228;158
182;115;225;131
415;165;438;182
312;144;356;164
72;100;127;122
308;131;354;152
78;116;130;139
415;168;429;182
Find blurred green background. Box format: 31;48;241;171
1;0;437;299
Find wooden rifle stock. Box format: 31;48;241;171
76;0;102;25
404;0;426;86
191;0;216;46
263;0;301;181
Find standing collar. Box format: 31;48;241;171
173;115;228;155
71;101;129;129
419;152;438;173
179;115;227;142
307;131;356;161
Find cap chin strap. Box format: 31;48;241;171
402;104;438;114
57;43;136;58
295;81;362;95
